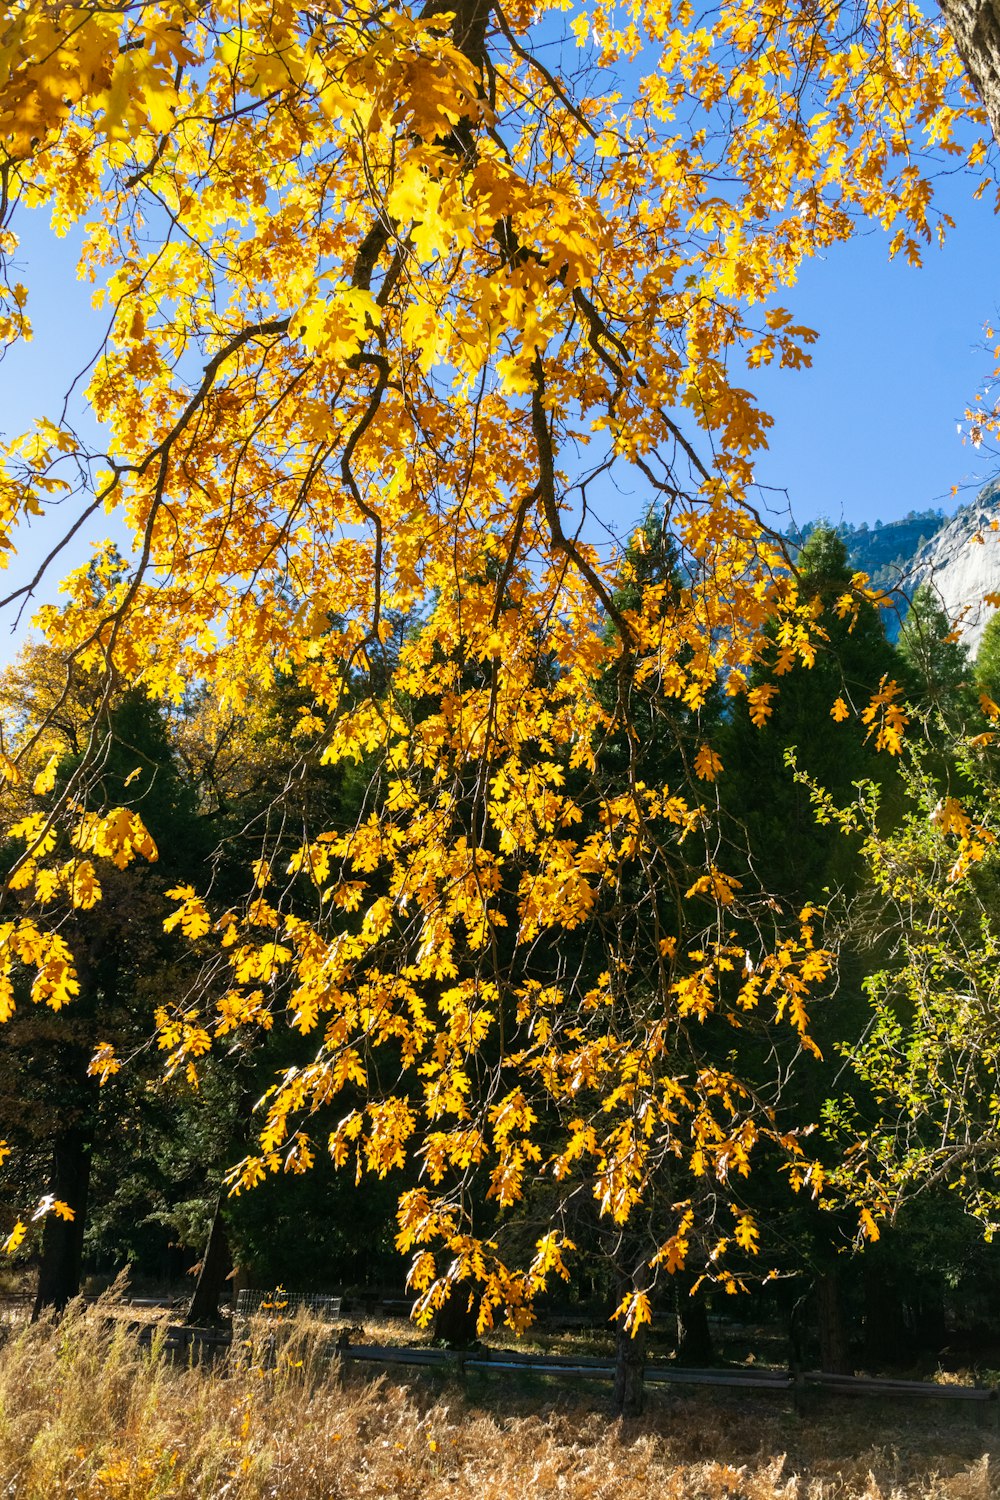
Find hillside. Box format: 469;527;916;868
792;484;1000;649
793;509;948;594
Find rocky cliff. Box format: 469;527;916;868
900;478;1000;655
792;481;1000;654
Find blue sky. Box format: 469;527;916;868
749;178;1000;535
2;166;999;631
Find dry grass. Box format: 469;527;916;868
0;1293;994;1499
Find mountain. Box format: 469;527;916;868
903;478;1000;655
792;482;1000;652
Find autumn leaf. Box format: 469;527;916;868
694;744;723;781
2;1222;25;1255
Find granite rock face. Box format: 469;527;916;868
901;478;1000;656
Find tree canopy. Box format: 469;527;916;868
0;0;996;1335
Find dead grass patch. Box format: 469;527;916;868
0;1292;993;1498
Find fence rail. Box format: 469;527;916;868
337;1342;999;1410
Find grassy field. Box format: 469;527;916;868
0;1296;994;1498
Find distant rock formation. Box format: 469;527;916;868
789;508;949;641
902;478;1000;655
789;482;1000;654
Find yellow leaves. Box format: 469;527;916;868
489;1089;538;1144
32;754;59;796
653;1209;695;1276
860;676;908;756
2;1195;73;1252
387;161;456;263
164;887;212;940
0;919;79;1013
786;1159;826;1199
747;682;778;727
2;1222;25;1255
684;868;742;906
732;1208;759;1253
694;743;723;781
858;1207;881;1243
215;988;272;1038
88;1043;123;1085
32;1195;75;1223
232;941;293;984
930;796;970;839
154;1006;212;1080
528;1231;575;1290
74;808;158;870
830;697;850;722
295;284;380;363
401;293;450;374
613;1289;653;1335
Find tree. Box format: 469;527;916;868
975;606;1000;706
822;729;1000;1237
937;0;1000;146
0;646;204;1309
897;583;975;730
718;526;904;1374
0;0;987;1365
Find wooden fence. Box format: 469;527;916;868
336;1341;999;1417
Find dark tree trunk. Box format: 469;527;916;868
33;1126;92;1318
938;0;1000;148
863;1259;909;1368
675;1275;714;1365
433;1285;479;1348
816;1267;853;1375
913;1285;948;1356
186;1195;232;1325
614;1319;648;1416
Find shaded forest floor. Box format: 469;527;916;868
0;1295;995;1498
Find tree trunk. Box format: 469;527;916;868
914;1284;948;1357
863;1259;909;1369
33;1126;91;1318
186;1195;232;1325
938;0;1000;147
816;1267;853;1375
613;1319;648;1416
433;1285;479;1348
675;1275;714;1365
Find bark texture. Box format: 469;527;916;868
816;1268;854;1376
613;1321;648;1417
675;1276;714;1365
433;1287;480;1348
939;0;1000;146
186;1195;233;1324
32;1126;92;1318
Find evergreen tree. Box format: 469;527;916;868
723;525;900;899
975;608;1000;707
719;525;903;1373
897;582;974;729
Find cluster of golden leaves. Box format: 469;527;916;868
0;0;985;1320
